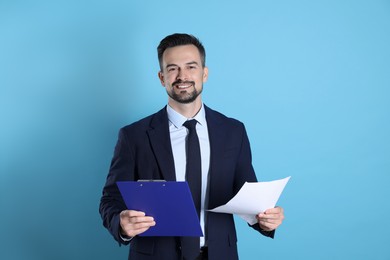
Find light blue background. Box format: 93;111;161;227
1;1;389;259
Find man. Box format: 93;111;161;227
100;33;284;260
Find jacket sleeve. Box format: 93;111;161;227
99;128;135;245
234;123;275;238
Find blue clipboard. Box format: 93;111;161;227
116;181;203;237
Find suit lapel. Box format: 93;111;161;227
205;106;225;165
147;107;176;181
204;106;227;208
146;106;227;184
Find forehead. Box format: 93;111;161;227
162;44;202;66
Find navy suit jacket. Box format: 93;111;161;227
99;105;274;260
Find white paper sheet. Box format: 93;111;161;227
208;176;290;225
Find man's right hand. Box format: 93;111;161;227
119;210;156;238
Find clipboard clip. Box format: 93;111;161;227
137;180;167;186
137;179;166;182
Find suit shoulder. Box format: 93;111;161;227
122;114;153;131
120;107;166;133
205;106;245;128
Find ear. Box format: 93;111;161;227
202;66;209;83
158;71;165;86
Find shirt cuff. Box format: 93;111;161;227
119;232;133;242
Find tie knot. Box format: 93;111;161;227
183;119;197;130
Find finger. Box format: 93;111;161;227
122;219;156;237
264;207;283;214
128;216;155;224
127;220;156;231
257;215;284;227
258;217;282;227
122;210;146;218
260;218;281;225
120;210;154;226
257;213;281;220
258;207;284;219
258;221;277;231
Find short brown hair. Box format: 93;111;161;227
157;33;206;70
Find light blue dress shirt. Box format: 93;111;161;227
166;104;210;247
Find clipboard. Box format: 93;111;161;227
116;181;203;237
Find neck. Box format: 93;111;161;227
168;98;202;118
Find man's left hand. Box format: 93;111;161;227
256;206;284;231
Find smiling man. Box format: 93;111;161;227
99;33;284;260
158;43;208;119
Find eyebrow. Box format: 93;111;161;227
165;61;200;69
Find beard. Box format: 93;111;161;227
166;81;203;104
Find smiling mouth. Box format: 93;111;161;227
175;84;192;89
173;80;195;90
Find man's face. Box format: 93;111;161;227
158;44;208;104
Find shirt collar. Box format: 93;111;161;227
167;104;207;128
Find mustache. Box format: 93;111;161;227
172;80;195;86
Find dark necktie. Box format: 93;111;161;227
183;119;201;216
181;119;201;259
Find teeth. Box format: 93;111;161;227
178;85;190;89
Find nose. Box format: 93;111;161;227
176;67;188;81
